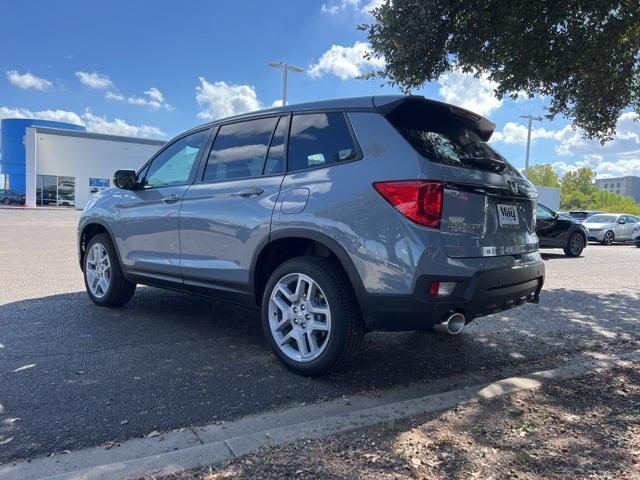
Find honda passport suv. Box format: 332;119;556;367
78;96;544;375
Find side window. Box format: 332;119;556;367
624;215;638;223
143;129;209;188
263;116;289;176
536;205;554;221
288;112;359;172
203;117;278;182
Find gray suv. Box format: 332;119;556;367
78;96;544;375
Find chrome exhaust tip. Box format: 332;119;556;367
433;312;466;335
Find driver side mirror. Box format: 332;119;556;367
113;170;138;190
618;219;626;224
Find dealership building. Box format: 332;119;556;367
0;118;164;208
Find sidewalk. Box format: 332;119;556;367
164;363;639;480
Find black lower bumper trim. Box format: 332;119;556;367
361;261;545;331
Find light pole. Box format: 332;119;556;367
268;62;304;106
519;114;543;178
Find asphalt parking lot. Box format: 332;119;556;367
1;208;639;464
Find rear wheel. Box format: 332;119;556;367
84;233;136;307
563;232;585;257
2;198;9;205
601;230;614;245
635;240;640;248
261;256;364;376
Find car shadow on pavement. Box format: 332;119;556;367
0;286;638;463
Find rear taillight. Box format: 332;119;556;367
373;180;444;228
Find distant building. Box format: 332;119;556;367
0;118;164;208
594;176;640;203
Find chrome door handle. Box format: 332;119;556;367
237;188;264;198
162;195;180;204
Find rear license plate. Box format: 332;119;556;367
497;204;519;226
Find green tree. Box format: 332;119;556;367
526;164;561;188
560;167;597;209
362;0;640;140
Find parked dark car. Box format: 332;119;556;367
536;203;588;256
0;189;25;205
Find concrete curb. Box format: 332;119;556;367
2;349;638;480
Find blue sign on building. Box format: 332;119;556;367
89;178;110;188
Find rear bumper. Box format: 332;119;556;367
361;260;545;331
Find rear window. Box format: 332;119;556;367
399;127;518;175
287;112;359;172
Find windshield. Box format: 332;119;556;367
587;214;618;223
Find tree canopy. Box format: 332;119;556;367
362;0;640;141
530;164;640;213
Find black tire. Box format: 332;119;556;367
563;232;585;257
2;198;9;205
83;233;136;307
261;256;365;376
601;230;614;245
635;240;640;248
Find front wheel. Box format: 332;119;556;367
2;198;9;205
635;240;640;248
564;232;585;257
84;233;136;307
601;231;614;245
261;257;364;376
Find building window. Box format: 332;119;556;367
603;183;608;188
617;182;621;187
36;175;75;207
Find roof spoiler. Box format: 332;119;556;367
373;95;496;142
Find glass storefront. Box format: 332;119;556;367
36;175;75;207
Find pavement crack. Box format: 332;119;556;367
190;427;204;445
224;439;238;457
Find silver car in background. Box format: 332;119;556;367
583;213;640;245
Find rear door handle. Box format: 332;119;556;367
162;194;181;204
236;188;264;198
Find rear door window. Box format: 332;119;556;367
287;112;359;172
203;117;279;182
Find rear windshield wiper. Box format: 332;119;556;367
459;156;507;173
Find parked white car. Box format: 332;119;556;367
583;213;640;245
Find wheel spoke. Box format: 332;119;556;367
278;330;295;346
306;320;329;332
99;277;109;294
295;330;310;357
306;331;319;355
293;276;309;302
277;284;295;302
308;303;329;316
86;269;96;287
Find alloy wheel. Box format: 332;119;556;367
85;243;111;298
604;231;614;245
268;273;332;363
570;234;584;255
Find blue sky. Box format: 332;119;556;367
1;0;639;178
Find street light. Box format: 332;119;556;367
519;114;543;178
268;62;304;106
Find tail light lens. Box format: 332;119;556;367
373;180;444;228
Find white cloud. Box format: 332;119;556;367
0;106;164;138
321;0;359;14
105;91;124;101
270;100;283;108
195;78;262;120
107;86;172;111
127;87;172;111
6;70;52;91
437;69;502;116
309;41;384;80
491;122;563;145
0;106;83;125
83;111;164;138
75;71;114;89
321;0;385;14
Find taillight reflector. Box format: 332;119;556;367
373;180;444;228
